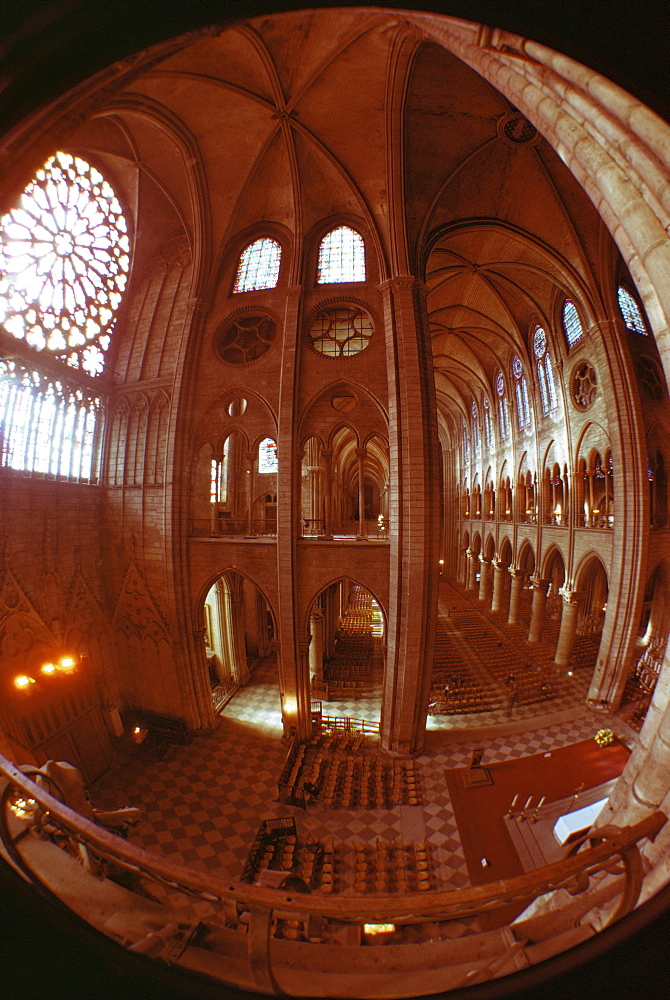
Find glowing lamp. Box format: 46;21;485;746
41;663;57;675
58;656;78;673
14;675;35;690
363;923;395;935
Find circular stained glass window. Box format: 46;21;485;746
533;326;547;358
216;314;276;364
0;151;129;376
309;306;373;358
512;356;523;379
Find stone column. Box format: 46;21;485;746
321;448;333;538
379;276;440;756
478;556;492;603
507;568;524;625
528;577;549;643
245;450;255;536
356;447;367;538
466;549;478;590
491;560;505;612
309;610;324;685
554;590;581;668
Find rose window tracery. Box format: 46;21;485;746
0;151;130;377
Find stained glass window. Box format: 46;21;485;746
496;372;510;441
471;400;480;458
0;360;100;480
512;355;532;430
0;151;129;377
234;238;281;293
462;419;469;465
482;395;493;451
617;285;648;335
533;326;558;415
317;226;365;283
258;437;278;474
562;299;584;349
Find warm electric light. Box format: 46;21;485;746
41;663;57;675
14;675;35;689
10;796;38;821
58;656;78;673
438;559;444;565
363;923;395;935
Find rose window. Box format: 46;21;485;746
0;151;130;377
216;313;277;364
309;307;373;357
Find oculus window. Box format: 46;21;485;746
0;151;129;377
234;238;281;293
309;307;372;357
317;227;365;283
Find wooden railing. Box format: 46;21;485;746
0;752;665;997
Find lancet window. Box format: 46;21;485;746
317;226;365;283
233;238;281;293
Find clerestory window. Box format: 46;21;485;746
512;355;532;430
562;299;584;349
495;372;510;442
233;238;281;293
617;285;648;335
533;326;558;415
317;226;365;283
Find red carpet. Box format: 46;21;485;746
444;738;630;928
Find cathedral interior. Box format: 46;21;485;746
2;2;670;998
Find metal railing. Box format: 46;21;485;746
0;752;665;998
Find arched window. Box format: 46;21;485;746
0;151;129;376
533;326;558;415
617;285;648;335
482;395;494;451
471;400;480;458
495;372;510;441
233;237;281;293
562;298;584;349
317;226;365;283
461;418;470;465
258;437;278;474
512;355;532;430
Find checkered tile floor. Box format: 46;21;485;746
92;652;634;899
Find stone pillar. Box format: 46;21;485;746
245;450;255;535
321;448;333;538
275;286;311;740
466;549;478;590
554;590;581;668
528;577;549;643
309;610;324;684
356;447;366;538
507;568;524;625
478;556;492;603
491;560;505;612
379;276;440;756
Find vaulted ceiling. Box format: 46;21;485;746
62;8;616;443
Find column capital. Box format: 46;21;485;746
298;640;311;656
479;554;491;565
508;566;525;579
530;575;549;591
559;587;581;606
377;275;427;296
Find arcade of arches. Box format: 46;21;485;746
2;4;670;996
